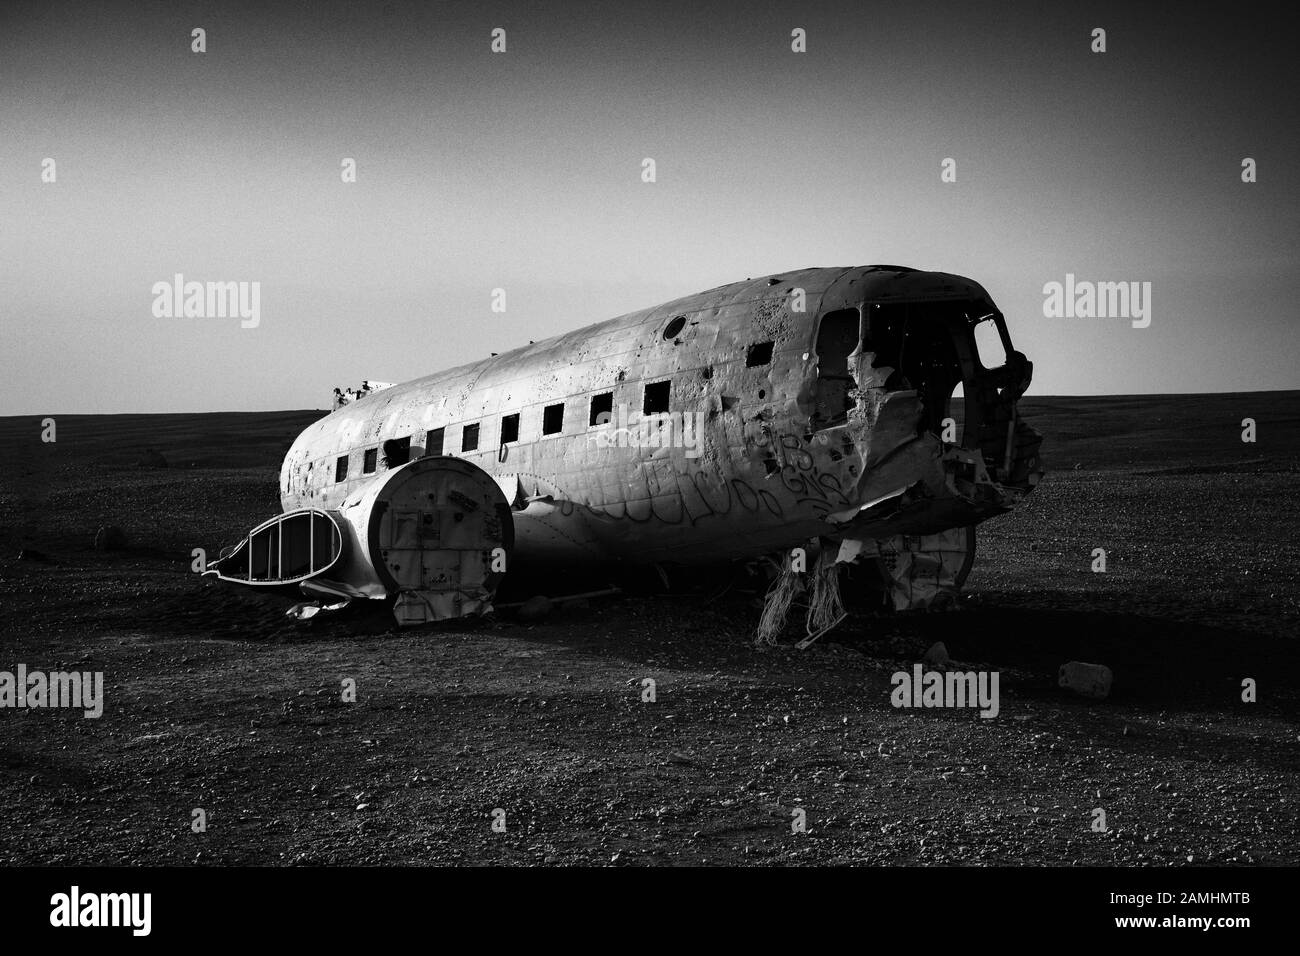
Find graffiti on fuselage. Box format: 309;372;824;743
580;429;856;527
584;465;784;526
753;429;857;520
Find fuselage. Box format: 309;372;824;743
279;265;1041;568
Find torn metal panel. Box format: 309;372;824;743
857;526;976;611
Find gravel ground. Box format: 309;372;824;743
0;397;1296;866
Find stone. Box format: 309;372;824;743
922;641;950;667
1059;661;1113;699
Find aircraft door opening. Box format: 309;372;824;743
812;308;860;430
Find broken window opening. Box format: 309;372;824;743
462;423;480;452
866;301;967;437
427;426;444;456
947;383;966;444
972;313;1008;370
542;403;564;435
812;309;860;430
500;413;520;444
335;455;349;483
643;380;670;414
590;391;613;426
663;316;686;341
382;435;411;468
746;341;775;367
362;447;378;474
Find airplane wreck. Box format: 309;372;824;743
204;266;1043;636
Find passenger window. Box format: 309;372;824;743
501;413;520;443
590;392;613;426
543;403;564;435
427;427;444;456
363;448;378;474
462;423;480;452
643;380;670;414
335;455;348;483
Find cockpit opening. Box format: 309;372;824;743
810;299;1016;447
972;313;1008;370
864;302;965;437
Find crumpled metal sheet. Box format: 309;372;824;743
392;589;494;626
848;526;973;610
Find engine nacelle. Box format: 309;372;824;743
207;456;514;625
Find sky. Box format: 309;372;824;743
2;0;1298;415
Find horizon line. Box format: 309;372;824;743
4;386;1298;420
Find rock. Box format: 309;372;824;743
517;595;552;622
1059;661;1113;699
922;641;950;667
94;526;128;551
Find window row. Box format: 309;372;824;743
329;346;768;484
